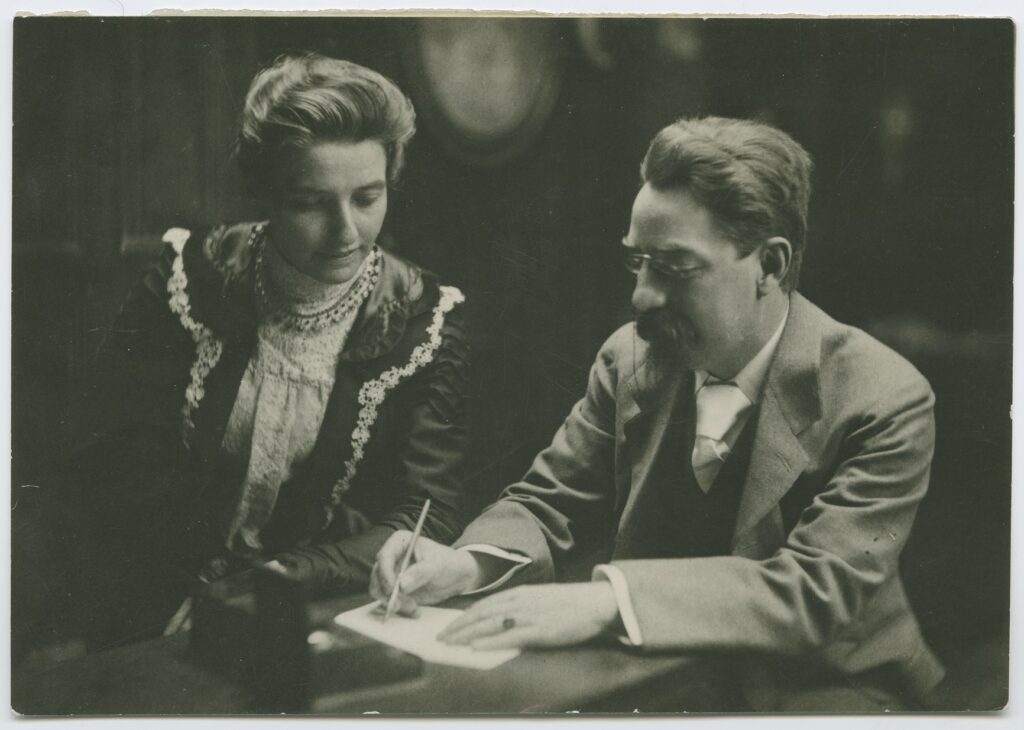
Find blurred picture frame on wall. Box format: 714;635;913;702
402;17;564;166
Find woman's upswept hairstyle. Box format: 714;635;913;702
640;116;813;291
236;53;416;189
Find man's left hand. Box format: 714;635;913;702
437;583;620;650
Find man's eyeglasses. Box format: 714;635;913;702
622;244;703;280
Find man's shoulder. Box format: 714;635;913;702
595;322;648;376
800;296;933;408
600;321;644;355
585;322;661;413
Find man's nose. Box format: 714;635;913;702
631;265;668;313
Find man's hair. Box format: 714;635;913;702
236;52;416;190
640;116;813;291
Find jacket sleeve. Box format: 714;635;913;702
450;329;623;584
87;242;193;440
70;242;199;555
273;301;472;589
611;374;936;653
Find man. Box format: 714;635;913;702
370;117;944;711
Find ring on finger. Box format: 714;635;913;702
502;616;516;631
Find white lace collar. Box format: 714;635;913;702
263;237;364;317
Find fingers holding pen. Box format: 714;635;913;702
380;557;439;617
368;561;388;603
374;530;413;598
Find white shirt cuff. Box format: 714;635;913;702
592;564;644;646
457;544;532;595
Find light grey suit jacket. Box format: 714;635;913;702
456;292;944;707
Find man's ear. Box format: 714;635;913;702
757;236;792;295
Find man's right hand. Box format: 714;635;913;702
369;531;483;616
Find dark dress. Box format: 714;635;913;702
13;222;471;652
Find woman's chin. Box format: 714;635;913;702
307;251;367;284
311;268;359;285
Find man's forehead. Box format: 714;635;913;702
627;184;726;252
625;212;711;255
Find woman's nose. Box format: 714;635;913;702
631;265;668;313
329;202;360;247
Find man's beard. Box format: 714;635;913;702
635;308;691;375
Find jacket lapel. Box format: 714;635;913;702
730;388;808;553
341;249;432;364
731;293;823;553
619;359;693;527
293;251;439;506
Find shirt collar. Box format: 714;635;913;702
694;302;790;403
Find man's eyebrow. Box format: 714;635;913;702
621;237;704;258
356;180;387;191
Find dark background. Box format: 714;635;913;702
11;17;1012;699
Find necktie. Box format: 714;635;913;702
692;380;751;493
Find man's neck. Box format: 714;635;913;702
705;293;790;381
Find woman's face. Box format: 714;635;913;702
267;139;388;284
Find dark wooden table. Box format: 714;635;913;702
12;596;729;715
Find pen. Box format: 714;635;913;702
383;498;431;623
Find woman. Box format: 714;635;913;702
15;53;469;653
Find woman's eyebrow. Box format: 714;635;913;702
284;185;328;194
357;181;387;191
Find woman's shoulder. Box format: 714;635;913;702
173;222;263;281
375;247;465;318
158;222;263;335
339;248;467;364
158;222;261;275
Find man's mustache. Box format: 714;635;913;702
635;309;685;346
635;309;690;375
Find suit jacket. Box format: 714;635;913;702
455;292;944;708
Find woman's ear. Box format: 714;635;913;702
757;236;793;294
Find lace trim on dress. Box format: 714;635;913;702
164;227;224;437
321;284;466;528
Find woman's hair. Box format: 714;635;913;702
640;116;813;291
236;52;416;189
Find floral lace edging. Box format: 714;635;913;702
322;285;466;527
164;227;225;437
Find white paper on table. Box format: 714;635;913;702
333;602;520;670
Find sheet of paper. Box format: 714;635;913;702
334;601;520;670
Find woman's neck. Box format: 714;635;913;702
264;237;360;314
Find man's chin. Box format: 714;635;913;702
641;334;696;373
635;314;701;372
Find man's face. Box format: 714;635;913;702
625;184;764;378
